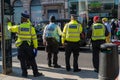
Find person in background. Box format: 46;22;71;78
118;19;120;28
62;14;83;72
7;10;43;77
102;18;111;43
87;16;109;73
111;19;117;39
115;19;120;40
42;15;62;68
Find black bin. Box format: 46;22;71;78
99;43;119;80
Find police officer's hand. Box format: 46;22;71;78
33;48;38;57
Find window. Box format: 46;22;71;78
104;3;113;10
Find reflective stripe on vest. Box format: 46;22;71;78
18;25;32;40
16;24;32;47
92;23;105;40
65;24;81;42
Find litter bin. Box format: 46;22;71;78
99;43;119;80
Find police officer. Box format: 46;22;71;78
62;14;83;72
43;15;62;68
87;16;109;73
7;11;43;77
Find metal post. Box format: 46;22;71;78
1;0;6;74
1;0;12;74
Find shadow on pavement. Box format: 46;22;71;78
37;65;98;79
0;63;98;80
0;66;63;80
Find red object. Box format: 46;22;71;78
93;16;99;22
112;41;120;46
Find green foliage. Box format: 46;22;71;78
89;1;102;8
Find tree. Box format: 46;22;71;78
88;1;102;11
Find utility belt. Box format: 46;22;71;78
45;37;58;46
45;37;57;42
21;41;29;46
45;37;55;39
91;39;105;43
17;41;32;47
65;40;80;44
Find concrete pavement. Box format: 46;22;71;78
0;61;99;80
0;43;119;80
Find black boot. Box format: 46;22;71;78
73;68;81;72
34;72;43;77
22;71;28;77
53;64;61;68
48;53;52;67
48;60;52;67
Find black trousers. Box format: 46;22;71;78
47;52;58;65
17;41;38;75
65;41;80;70
45;38;59;65
91;40;105;71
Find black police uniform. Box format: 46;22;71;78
10;11;43;77
43;16;61;68
87;22;109;73
17;41;39;77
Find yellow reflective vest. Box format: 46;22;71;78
62;20;83;44
92;23;106;40
8;21;38;48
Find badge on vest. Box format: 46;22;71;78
94;25;102;29
69;25;77;29
20;28;29;31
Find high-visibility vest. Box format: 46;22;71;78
92;23;106;40
45;23;60;42
8;22;38;48
16;23;32;47
64;23;82;42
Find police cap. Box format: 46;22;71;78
21;10;29;18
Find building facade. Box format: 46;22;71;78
2;0;118;24
41;0;68;20
87;0;118;18
10;0;68;24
